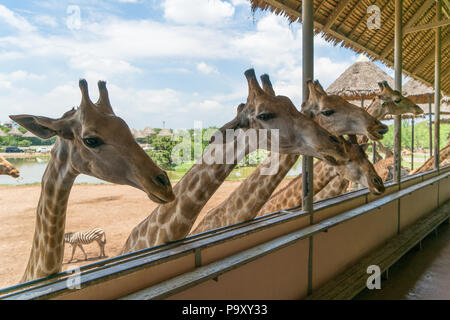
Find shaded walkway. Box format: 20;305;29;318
356;222;450;300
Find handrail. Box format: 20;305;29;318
122;171;450;300
2;168;448;300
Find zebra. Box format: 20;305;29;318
64;228;106;262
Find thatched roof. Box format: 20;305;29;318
0;130;7;137
402;78;435;103
131;129;146;139
413;97;450;116
22;131;37;138
250;0;449;96
157;129;172;137
8;127;23;136
142;126;156;136
326;57;394;100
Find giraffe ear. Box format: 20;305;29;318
9;114;73;140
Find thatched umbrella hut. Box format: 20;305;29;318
22;131;37;138
157;129;172;137
402;78;448;160
131;129;146;139
326;55;394;107
8;127;23;147
403;78;435;106
8;127;23;137
142;126;156;136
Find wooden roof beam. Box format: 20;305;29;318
443;0;450;18
322;0;351;31
404;18;450;34
413;32;450;73
381;0;435;58
258;0;446;95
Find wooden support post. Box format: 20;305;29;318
394;0;403;186
302;0;314;296
411;117;414;170
434;0;442;170
429;94;433;159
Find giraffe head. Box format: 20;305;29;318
335;139;385;195
10;80;175;204
366;81;423;119
302;80;388;140
0;156;20;178
217;69;348;164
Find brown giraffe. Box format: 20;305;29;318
0;155;20;178
191;76;385;234
377;141;393;158
12;79;175;283
259;79;425;217
302;80;388;140
257;141;384;217
410;142;450;174
365;81;424;120
120;69;350;254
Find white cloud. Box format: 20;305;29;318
196;99;223;111
197;62;219;75
162;0;235;25
315;57;351;88
0;5;36;33
33;15;58;28
68;55;141;77
0;70;46;84
232;15;300;69
230;0;249;6
0;5;354;128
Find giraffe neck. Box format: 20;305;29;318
257;160;339;217
121;139;255;253
190;153;299;235
21;140;77;283
313;175;350;201
411;143;450;174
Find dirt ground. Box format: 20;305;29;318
0;178;292;289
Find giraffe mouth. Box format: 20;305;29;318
147;192;170;204
9;170;20;178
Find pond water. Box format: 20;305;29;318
0;157;302;185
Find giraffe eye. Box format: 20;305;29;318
321;110;335;116
394;98;402;103
256;113;276;121
83;137;104;148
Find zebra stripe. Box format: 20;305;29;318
64;228;107;262
64;228;106;245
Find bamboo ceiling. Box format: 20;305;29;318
250;0;449;96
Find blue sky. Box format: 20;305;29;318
0;0;397;130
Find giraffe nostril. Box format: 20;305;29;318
154;173;171;188
374;177;383;185
378;126;388;135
